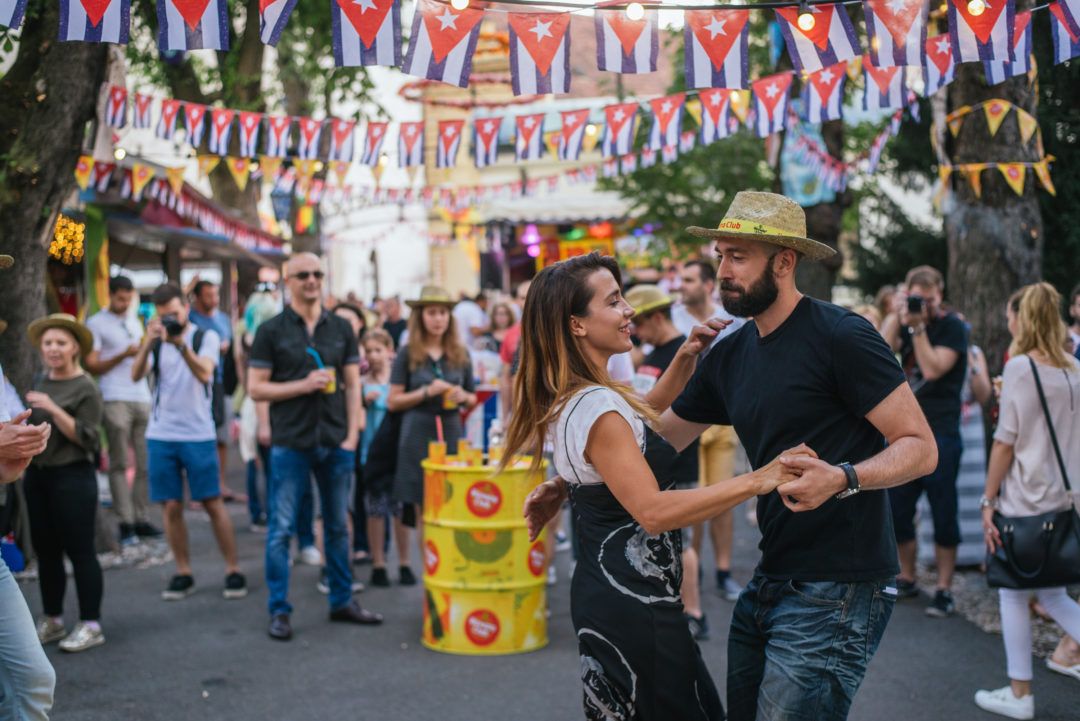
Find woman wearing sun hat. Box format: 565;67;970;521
24;313;107;653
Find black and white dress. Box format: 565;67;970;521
554;386;724;721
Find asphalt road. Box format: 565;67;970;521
19;489;1078;721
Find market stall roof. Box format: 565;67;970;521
105;212;280;270
478;187;636;224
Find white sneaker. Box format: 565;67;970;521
974;686;1034;720
36;617;66;644
58;622;105;653
298;546;323;566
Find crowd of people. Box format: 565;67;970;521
0;188;1078;719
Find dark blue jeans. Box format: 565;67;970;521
266;446;354;615
727;573;897;721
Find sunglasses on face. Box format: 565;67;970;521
292;271;325;281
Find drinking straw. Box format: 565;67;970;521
305;347;325;368
435;415;445;444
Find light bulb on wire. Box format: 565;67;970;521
797;1;815;31
967;0;985;16
626;2;645;21
450;0;469;10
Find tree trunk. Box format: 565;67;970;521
0;1;108;392
795;119;849;302
944;65;1043;374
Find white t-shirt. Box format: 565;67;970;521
453;300;488;347
553;386;645;486
671;302;745;354
145;325;220;443
86;309;152;403
607;352;635;382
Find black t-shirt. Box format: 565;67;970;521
899;312;968;435
383;318;407;349
637;336;700;488
671;297;905;582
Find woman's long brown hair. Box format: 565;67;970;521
405;304;470;371
1010;282;1073;369
501;252;657;473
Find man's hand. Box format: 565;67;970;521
524;478;568;542
125;343;141;358
678;318;731;358
775;456;847;512
145;317;166;343
303;369;333;394
0;411;51;461
0;456;33;484
24;392;60;418
749;444;817;496
364;389;382;405
340;436;359;452
257;424;271;448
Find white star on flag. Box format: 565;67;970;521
885;0;907;14
352;0;377;13
705;16;727;39
765;83;780;98
523;117;535;128
709;92;722;105
819;69;834;83
483;121;494;133
660;100;672;114
444;126;455;137
613;109;625;121
406;126;416;136
437;9;458;30
936;37;950;55
529;19;553;41
372;127;382;137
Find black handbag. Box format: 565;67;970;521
986;357;1080;589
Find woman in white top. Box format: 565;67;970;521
975;282;1080;720
501;253;810;720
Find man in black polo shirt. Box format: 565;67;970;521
248;253;382;641
656;192;938;720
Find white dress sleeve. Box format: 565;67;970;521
554;387;643;485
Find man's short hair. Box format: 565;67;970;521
905;265;944;291
109;275;134;294
684;259;716;285
151;283;184;307
192;280;216;299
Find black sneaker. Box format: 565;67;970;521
370;567;390;587
925;589;955;618
399;566;417;586
896;578;920;599
133;522;163;539
223;572;248;600
162;574;195;601
685;613;710;641
119;523;138;547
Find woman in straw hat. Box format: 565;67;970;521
24;314;107;653
386;287;477;585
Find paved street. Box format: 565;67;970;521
18;483;1078;721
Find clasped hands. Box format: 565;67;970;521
0;410;52;483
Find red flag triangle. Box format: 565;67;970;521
926;34;953;73
863;56;900;93
866;0;922;47
507;12;570;76
80;0;114;27
171;0;214;31
686;10;749;71
952;0;1008;45
809;61;846;101
419;0;485;64
776;5;835;52
334;0;395;49
604;13;648;56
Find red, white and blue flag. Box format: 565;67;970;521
92;162;116;192
208;109;234;154
265;116;292;157
679;130;696;154
1050;2;1080;64
184;103;207;147
601;159;618;178
157;99;181;139
684;9;749;89
515;113;545;162
473;116;502;168
774;4;860;73
360;121;387;165
864;0;928;68
984;9;1032;85
58;0;130;43
947;0;1014;63
1056;0;1080;35
923;34;956;94
620;154;637;174
862;54;905;112
601;102;638;158
296;117;322;160
105;85;127;128
157;0;229;51
640;147;656;168
751;71;793;137
326;119;356;162
558;109;590;161
237;112;262;156
133;92;152;129
594;7;658;74
259;0;297;46
1;0;27;30
661;145;678;164
398;121;424;167
436;119;464;168
402;0;484;89
699;88;733;145
507;12;571;96
648;93;685;150
802;61;846;123
331;0;401;67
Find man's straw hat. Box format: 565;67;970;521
406;285;457;309
27;313;94;356
685;191;836;261
625;284;674;319
0;255;13;270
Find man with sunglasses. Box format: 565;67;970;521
248;253;382;641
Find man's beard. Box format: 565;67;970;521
720;256;779;318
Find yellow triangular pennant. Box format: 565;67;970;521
729;90;751;125
948;116;965;137
405;165;419;186
966;165;983;199
998;164;1026;196
258;156;283;185
131;163;155;197
165;167;185;195
330;161;350;187
226;157;251;191
1033;160;1057;196
983;100;1012;137
1016;110;1038;144
685;98;703;128
543;131;560;160
197;155;220;178
73;155;93;190
582;125;600;154
371;162;385;187
293;159;317;183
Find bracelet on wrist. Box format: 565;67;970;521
979;495;998;509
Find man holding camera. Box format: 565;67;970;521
883;265;968;618
132;283;246;602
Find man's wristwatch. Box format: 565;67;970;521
176;343;188;356
835;462;860;500
907;324;926;336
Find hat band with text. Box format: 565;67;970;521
716;219;799;237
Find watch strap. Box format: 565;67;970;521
836;462;860;499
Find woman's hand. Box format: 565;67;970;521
679;318;732;358
983;505;1002;554
426;379;453;398
448;386;470;405
24;391;59;417
364;389;383;405
751;444;818;496
523;477;568;542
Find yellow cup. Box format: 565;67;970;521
428;441;448;465
442;389;458;411
322;367;337;394
488;445;505;465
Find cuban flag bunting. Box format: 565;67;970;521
864;0;928;68
515;113;545;162
802;61;846;123
1050;2;1080;64
157;0;229;51
679;130;696;154
59;0;130;44
360;121;388;165
133;93;152;128
594;7;658;74
92;162;116;192
474;116;502;168
184;103;207;147
259;0;297;46
751;71;793;137
1;0;27;30
698;88;732;145
661;145;678;164
601;102;638;158
105;85;127;128
208;109;234;155
558;109;590;161
640;147;656;168
237;112;262;156
436;119;464;168
923;34;956;94
398;121;424;167
296;117;323;160
984;10;1032;84
157;99;181;139
1057;0;1080;35
507;12;571;96
265;116;292;157
947;0;1014;63
863;54;905;111
648;93;685;150
325;119;355;162
684;9;749;89
331;0;401;67
402;0;484;88
620;154;637;174
774;4;861;73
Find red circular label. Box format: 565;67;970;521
528;541;546;577
465;480;503;518
464;609;501;646
424;540;440;576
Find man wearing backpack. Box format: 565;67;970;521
131;283;246;601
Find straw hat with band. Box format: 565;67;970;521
625;284;674;320
0;255;12;270
685;191;836;262
406;285;457;309
27;313;94;356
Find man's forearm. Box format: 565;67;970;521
131;345;152;381
180;347;214;385
853;435;938;491
345;379;363;439
248;378;313;403
85;353;127;376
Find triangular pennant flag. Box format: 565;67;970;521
165;167;186;195
157;0;230;51
648;93;686;150
197;155;221;177
1016;109;1038;143
259;155;283;184
803;61;846;122
683;9;750;89
474;115;503;167
227;157;251;191
59;0;131;43
293;159;318;183
947;0;1014;63
948;115;965;136
558;109;590;161
507;11;572;95
729;90;751;125
685;98;702;128
131;163;155;198
543;131;559;160
1033;160;1057;195
774;3;861;73
864;0;928;68
371;162;385;186
751;71;794;137
966;165;983;198
74;155;94;190
330;160;350;186
401;0;485;88
983;100;1011;137
601;102;638;157
595;7;659;74
331;0;402;67
998;164;1025;195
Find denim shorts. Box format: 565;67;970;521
148;439;221;502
